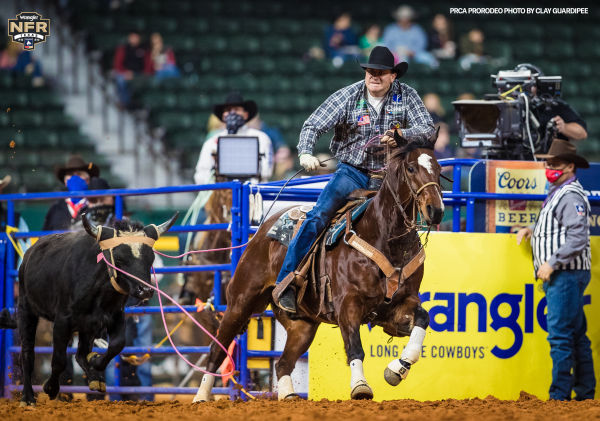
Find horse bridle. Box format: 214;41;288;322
385;154;442;233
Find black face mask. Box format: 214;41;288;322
225;112;246;134
88;204;115;226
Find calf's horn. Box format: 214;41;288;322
156;211;179;236
82;212;100;238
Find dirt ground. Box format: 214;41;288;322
2;392;600;421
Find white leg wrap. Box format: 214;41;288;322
400;326;426;364
192;374;215;403
277;375;295;400
387;326;426;381
349;359;367;388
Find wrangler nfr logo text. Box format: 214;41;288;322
8;12;50;50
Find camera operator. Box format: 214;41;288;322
516;63;587;152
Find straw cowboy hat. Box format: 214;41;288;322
55;155;100;182
213;92;258;122
535;139;589;168
359;46;408;78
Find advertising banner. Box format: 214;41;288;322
308;233;600;401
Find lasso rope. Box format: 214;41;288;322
98;252;235;377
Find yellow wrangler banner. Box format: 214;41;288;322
309;233;600;401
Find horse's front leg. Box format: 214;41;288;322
384;305;428;386
338;295;373;400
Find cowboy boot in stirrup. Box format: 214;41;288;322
277;286;297;313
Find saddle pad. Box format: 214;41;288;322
325;198;372;247
266;205;313;247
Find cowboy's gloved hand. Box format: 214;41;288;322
380;129;398;147
299;154;321;172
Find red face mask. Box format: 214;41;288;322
545;168;563;183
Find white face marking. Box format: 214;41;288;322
417;153;434;175
120;231;145;258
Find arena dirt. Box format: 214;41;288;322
2;392;600;421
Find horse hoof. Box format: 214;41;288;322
19;401;36;408
88;380;101;391
42;379;59;400
282;393;301;400
350;383;373;400
99;381;106;392
384;367;402;386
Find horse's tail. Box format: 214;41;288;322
0;308;17;329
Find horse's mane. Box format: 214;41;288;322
113;219;144;232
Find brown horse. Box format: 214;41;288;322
193;133;444;401
179;186;232;305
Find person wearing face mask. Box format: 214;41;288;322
273;45;434;313
516;139;594;401
43;155;100;231
193;92;274;185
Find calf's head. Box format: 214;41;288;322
83;212;179;301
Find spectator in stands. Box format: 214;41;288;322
423;93;445;124
323;12;360;68
433;122;454;159
271;146;297;181
382;5;438;68
43;155;100;231
428;14;456;60
205;114;226;139
113;31;151;107
248;113;286;152
148;32;180;80
359;24;382;60
194;92;274;185
516;140;594;401
0;40;44;87
459;29;487;70
515;64;588;152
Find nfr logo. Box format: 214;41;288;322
8;12;50;50
420;284;591;359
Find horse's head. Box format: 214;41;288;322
385;129;444;225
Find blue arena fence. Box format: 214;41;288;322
1;158;599;400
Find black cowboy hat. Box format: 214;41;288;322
359;46;408;78
535;139;589;169
213;92;258;122
55;155;100;182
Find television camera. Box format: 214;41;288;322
453;65;562;160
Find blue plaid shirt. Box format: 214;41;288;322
297;80;434;170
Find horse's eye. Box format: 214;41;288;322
407;166;415;173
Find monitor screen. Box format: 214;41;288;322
216;136;260;178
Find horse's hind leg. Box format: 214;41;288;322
193;284;270;402
384;305;429;386
18;297;39;407
274;312;319;400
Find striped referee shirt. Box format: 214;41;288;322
531;178;591;272
297;79;434;171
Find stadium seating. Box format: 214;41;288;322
0;70;123;193
56;0;600;175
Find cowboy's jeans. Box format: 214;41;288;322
275;163;369;285
543;269;595;400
